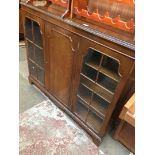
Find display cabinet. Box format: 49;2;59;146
21;0;135;145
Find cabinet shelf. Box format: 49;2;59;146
84;48;120;83
78;84;92;103
77;95;105;119
80;73;113;103
75;99;88;121
91;93;108;117
85;61;99;71
99;67;120;82
97;73;118;93
80;73;95;90
95;83;113;103
84;49;101;70
28;58;44;70
76;95;105;132
85;61;120;82
81;64;97;81
86;110;103;133
77;82;109;119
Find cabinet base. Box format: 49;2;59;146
28;76;34;84
29;76;103;146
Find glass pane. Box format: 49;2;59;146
94;83;113;103
78;84;92;103
81;65;97;81
28;60;37;78
35;46;44;68
27;41;34;61
86;110;103;133
97;73;118;92
91;93;109;116
37;68;45;84
75;99;88;121
25;18;32;40
33;21;43;47
101;56;119;75
80;74;96;91
84;49;101;68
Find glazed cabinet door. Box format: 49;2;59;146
44;22;77;108
72;38;135;138
24;15;45;86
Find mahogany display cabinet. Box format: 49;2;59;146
20;0;135;145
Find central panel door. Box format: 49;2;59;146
45;23;75;108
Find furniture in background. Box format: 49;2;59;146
114;93;135;153
20;0;135;145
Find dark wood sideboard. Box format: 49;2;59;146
20;0;135;145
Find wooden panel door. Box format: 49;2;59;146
45;22;76;108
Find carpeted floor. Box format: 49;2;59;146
19;100;104;155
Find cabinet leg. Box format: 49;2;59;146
92;137;102;146
113;120;124;140
28;76;33;85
